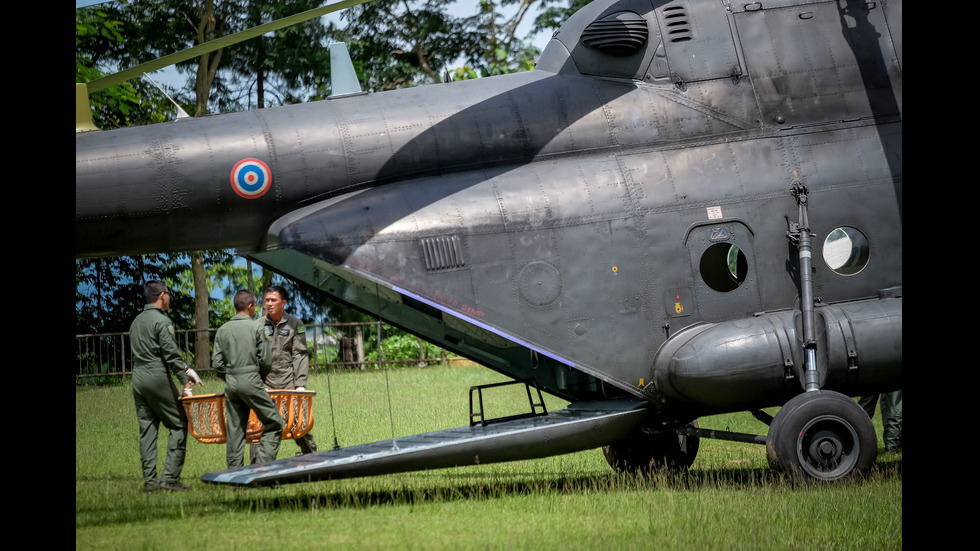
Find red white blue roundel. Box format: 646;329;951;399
230;158;272;198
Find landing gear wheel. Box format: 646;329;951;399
766;390;876;481
603;420;699;473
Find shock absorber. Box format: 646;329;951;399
788;183;820;392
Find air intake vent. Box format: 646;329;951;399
581;11;649;56
420;235;465;271
663;5;693;43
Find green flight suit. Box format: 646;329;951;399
859;390;903;453
260;312;317;455
130;305;191;490
212;314;284;467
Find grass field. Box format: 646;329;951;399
76;363;902;550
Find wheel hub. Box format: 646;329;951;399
798;416;858;478
809;430;842;464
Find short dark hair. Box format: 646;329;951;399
144;281;169;304
264;285;288;302
233;290;257;313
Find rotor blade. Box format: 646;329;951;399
83;0;371;93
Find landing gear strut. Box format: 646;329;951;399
766;390;877;481
603;420;700;473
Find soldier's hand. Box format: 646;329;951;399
183;387;193;397
296;386;305;391
186;367;202;385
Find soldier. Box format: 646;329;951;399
212;290;283;467
255;285;318;457
859;390;903;453
130;280;201;493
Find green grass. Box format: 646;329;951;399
76;363;902;550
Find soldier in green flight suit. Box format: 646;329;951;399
130;280;201;493
257;285;318;457
212;290;284;467
859;390;903;454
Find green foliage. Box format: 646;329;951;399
464;0;543;77
76;255;194;334
329;0;542;91
75;356;122;387
75;6;177;128
364;329;454;367
222;1;333;108
452;38;538;80
534;0;595;33
170;250;252;327
329;0;468;90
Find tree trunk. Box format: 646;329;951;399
246;258;254;296
193;0;221;117
355;325;365;371
191;252;211;371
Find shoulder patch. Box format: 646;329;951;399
297;325;305;334
167;324;175;334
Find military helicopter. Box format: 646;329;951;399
76;0;902;485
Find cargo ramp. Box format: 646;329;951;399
201;398;648;487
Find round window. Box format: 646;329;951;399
822;227;870;275
700;243;747;292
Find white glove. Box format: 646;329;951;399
183;387;193;397
186;368;202;385
296;386;305;391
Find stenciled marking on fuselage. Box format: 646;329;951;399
230;158;272;198
392;285;574;367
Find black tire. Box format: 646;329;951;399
603;420;700;473
766;390;876;481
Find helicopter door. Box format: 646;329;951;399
683;220;762;321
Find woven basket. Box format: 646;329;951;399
180;390;316;444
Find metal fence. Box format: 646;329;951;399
76;321;456;383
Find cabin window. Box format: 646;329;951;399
822;226;870;276
700;243;747;292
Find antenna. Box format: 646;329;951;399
141;73;191;120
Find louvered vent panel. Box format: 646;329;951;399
420;235;465;271
663;5;692;43
581;11;649;56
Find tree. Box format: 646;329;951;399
76;6;177;128
102;0;241;116
327;0;468;90
76;255;194;335
533;0;593;34
456;0;541;79
221;1;333;109
328;0;544;91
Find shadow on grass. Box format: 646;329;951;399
230;453;903;512
75;454;902;527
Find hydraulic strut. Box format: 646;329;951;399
788;183;821;392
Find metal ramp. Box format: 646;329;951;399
201;399;649;487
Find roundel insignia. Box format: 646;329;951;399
230;158;272;198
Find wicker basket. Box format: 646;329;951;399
180;390;316;444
